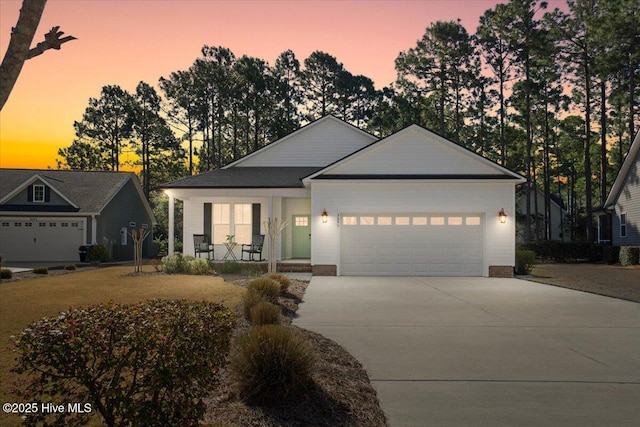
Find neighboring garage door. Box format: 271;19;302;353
340;213;483;276
0;218;85;262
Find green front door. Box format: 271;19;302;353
292;215;311;258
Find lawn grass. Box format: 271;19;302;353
0;265;243;427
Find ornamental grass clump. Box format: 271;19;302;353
0;268;12;279
247;277;280;303
242;288;267;319
230;325;315;405
249;301;281;325
12;299;235;427
33;266;48;274
268;273;291;293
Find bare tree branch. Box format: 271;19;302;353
0;0;77;111
27;26;77;59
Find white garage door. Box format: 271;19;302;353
0;218;85;262
340;213;483;276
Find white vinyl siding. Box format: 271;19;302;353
326;127;505;176
233;117;376;167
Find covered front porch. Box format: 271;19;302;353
165;187;312;263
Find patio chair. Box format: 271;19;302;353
241;234;265;261
193;234;213;259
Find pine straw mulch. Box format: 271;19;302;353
202;277;388;427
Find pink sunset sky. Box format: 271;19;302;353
0;0;568;170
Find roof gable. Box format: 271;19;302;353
0;170;155;222
605;130;640;208
0;174;79;208
226;115;378;168
307;125;525;181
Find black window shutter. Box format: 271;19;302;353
252;203;261;235
44;186;51;202
203;203;212;240
27;185;33;202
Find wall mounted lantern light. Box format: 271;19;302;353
498;208;507;223
321;209;328;223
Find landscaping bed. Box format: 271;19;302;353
203;276;388;427
1;265;387;427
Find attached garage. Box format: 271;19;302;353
307;124;526;277
340;213;483;276
0;217;85;262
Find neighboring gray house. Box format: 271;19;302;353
603;130;640;246
0;169;156;263
516;187;568;242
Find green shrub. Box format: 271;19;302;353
268;273;291;293
188;258;214;275
619;246;640;266
515;250;536;275
162;253;193;274
250;301;281;326
603;246;620;264
518;241;603;262
64;264;77;271
230;325;315;404
88;244;110;263
247;278;281;303
0;268;12;279
218;260;242;274
12;299;235;427
33;267;48;275
242;288;268;319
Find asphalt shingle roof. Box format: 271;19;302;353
160;167;323;189
0;169;136;213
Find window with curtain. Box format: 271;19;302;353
213;204;230;244
234;204;252;244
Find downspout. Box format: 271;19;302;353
91;215;97;244
168;192;175;254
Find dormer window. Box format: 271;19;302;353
33;185;45;202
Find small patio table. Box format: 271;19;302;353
222;241;237;261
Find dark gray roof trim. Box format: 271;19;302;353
0;205;80;212
314;174;517;180
161;167;323;189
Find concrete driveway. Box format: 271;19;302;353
294;277;640;426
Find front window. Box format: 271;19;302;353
33;185;45;202
620;213;627;238
234;204;252;244
213;203;252;244
213;204;230;244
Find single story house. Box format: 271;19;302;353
602;130;640;245
516;187;568;242
0;169;156;263
162;116;525;277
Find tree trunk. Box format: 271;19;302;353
584;57;593;242
0;0;47;111
600;79;607;203
525;58;533;243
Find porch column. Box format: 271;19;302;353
168;192;175;254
